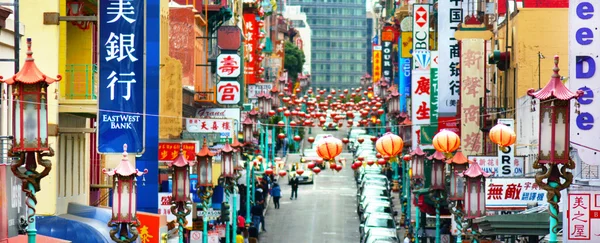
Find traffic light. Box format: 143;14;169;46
221;202;230;222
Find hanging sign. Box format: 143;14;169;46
496;119;517;176
243;13;259;85
158;142;196;161
412;4;430;69
216;54;241;78
216;81;241;104
158;193;193;227
412;70;431;125
399;58;411;113
438;0;463;116
381;27;394;82
566;191;600;242
372;45;382;82
460;39;486;156
186;118;234;134
468;155;525;177
485;178;548;211
430;51;439;124
98;0;146;153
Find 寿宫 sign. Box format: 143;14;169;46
216;54;241;78
98;0;146;153
216;81;241;105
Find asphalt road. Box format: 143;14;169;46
259;127;361;243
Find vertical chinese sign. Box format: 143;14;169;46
566;191;600;242
411;4;430;150
98;0;145;153
460;39;485;156
372;45;382;83
430;51;439;125
243;13;259;85
381;27;394;82
412;4;429;69
438;0;462;117
216;52;242;105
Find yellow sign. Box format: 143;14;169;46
159;56;184;139
401;32;412;58
460;39;486;156
372;46;382;82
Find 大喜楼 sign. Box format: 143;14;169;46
98;0;145;153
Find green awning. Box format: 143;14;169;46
474;212;563;236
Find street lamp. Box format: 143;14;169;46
459;162;492;243
219;139;238;243
406;147;425;241
103;144;148;243
527;55;581;243
257;92;272;118
270;85;280;109
196;138;215;243
446;151;469;243
167;145;196;243
2;38;61;243
242;117;254;144
428;151;446;243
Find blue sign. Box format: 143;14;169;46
399;58;411;113
98;0;146;153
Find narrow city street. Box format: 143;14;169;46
259;128;361;242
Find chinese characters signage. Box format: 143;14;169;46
158;193;192;227
566;191;600;242
98;0;145;153
186;118;234;136
412;70;431;125
216;81;241;104
430;51;439;125
438;0;462;116
412;4;429;69
137;212;161;243
243;13;259;85
485;178;547;211
468;155;525;177
372;45;382;82
569;0;600;166
216;54;241;78
158;142;196;161
460;39;486;156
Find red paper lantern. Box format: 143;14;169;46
357;138;365;144
370;137;377;142
308;137;315;143
377;158;387;165
307;162;316;169
265;168;273;175
293;135;302;142
335;164;343;171
342;138;349;144
403;155;411;161
367;160;375;166
278;133;286;139
278;171;287;177
296;169;305;175
316;158;324;164
312;167;321;174
316;137;343;161
268;110;276;116
329;162;337;169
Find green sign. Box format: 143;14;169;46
420;125;438;145
430;51;439;124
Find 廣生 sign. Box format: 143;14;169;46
485;178;547;211
468;155;525;177
569;0;600;166
216;81;241;104
412;70;431;125
565;191;600;242
216;54;241;78
98;0;146;153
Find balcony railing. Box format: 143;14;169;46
0;136;13;165
64;64;97;100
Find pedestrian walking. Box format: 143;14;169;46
250;203;263;231
290;175;299;200
271;183;281;209
237;213;246;228
258;201;267;232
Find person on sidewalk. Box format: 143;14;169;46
290;175;299;200
271;183;281;209
258;201;267;232
237;212;246;229
250;203;263;231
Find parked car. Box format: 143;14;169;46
288;164;314;184
360;213;399;241
357;196;391;216
360;202;396;222
361;228;400;243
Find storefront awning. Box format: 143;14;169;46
473;212;563;236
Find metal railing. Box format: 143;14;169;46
0;136;13;165
64;64;97;100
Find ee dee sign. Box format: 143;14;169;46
569;0;600;165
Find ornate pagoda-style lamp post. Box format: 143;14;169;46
196;138;215;243
270;85;280;109
242;117;254;144
459;162;492;243
527;55;581;243
386;89;400;133
167;145;196;243
2;38;61;243
375;133;404;192
428;151;446;243
257;92;272;118
408;147;425;242
446;150;469;243
219;139;237;243
103;144;148;243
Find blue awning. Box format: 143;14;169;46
36;203;113;243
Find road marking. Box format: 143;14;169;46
323;232;337;235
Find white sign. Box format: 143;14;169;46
412;4;430;69
496;119;517;176
412;70;431;125
216;81;241;104
195;108;241;128
198;209;221;218
569;0;600;166
468;155;525;177
248;83;274;99
190;231;203;243
216;54;241;78
565;191;600;242
485;178;547;211
186;118;234;137
437;0;462;116
158;193;193;227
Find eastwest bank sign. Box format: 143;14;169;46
569;0;600;165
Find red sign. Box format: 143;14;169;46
415;6;428;27
137;212;162;243
243;13;259;85
437;116;460;134
158;142;196;161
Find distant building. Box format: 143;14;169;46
282;6;312;75
285;0;367;89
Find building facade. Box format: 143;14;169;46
287;0;367;89
282;6;312;75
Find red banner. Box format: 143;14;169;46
437;116;460;134
243;13;259;85
158;142;196;161
137;212;162;243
